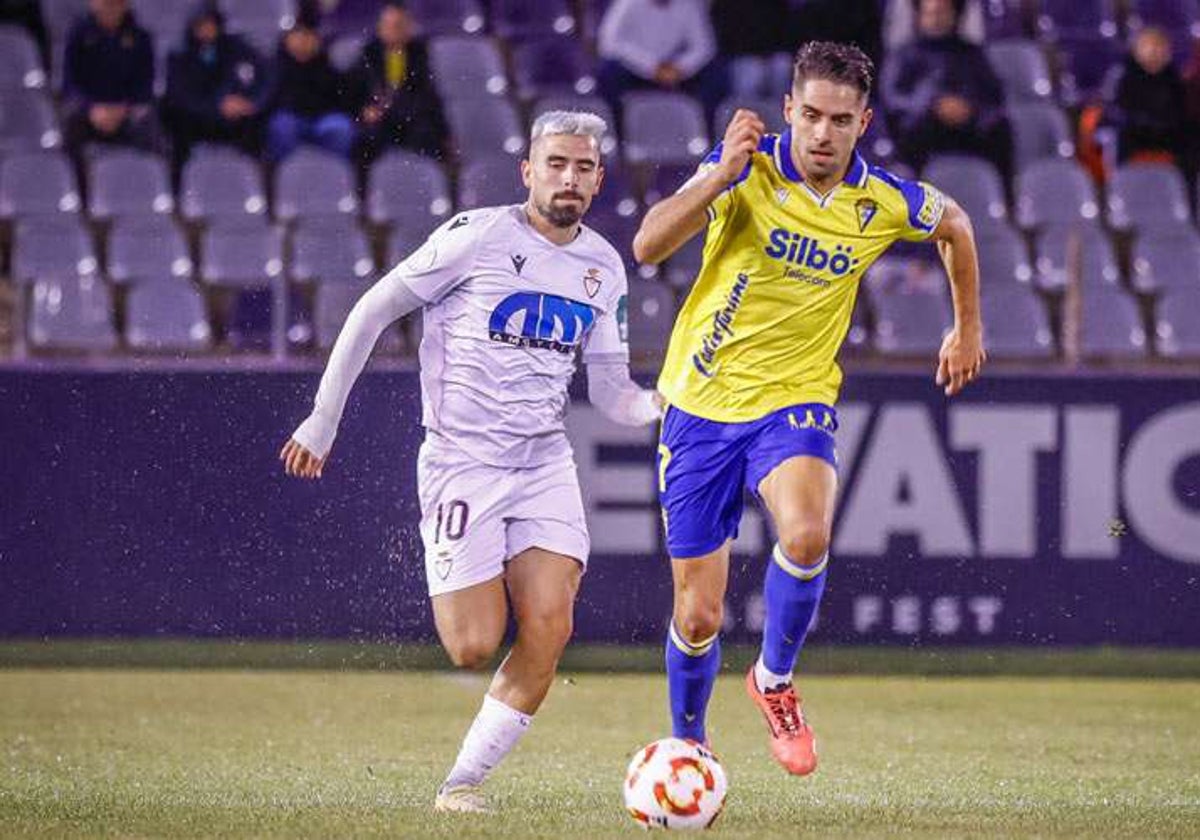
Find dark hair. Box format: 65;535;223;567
792;41;874;98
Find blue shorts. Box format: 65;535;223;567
656;403;839;558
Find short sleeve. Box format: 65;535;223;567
582;261;630;362
388;210;491;303
896;178;947;241
676;142;749;223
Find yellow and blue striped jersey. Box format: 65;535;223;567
656;130;946;422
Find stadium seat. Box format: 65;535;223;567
445;97;526;161
457;155;523;209
981;0;1026;39
125;281;212;352
405;0;485;36
224;0;295;54
491;0;577;40
428;36;507;101
107;216;192;284
860;116;899;166
986;40;1054;101
642;163;697;207
1009;102;1074;170
0;89;61;154
179;148;267;222
328;34;365;73
587;207;659;281
622;91;709;166
587;165;639;220
1131;227;1200;293
1015;159;1097;229
0;150;80;218
274;148;358;222
871;282;952;356
28;273;118;352
200;218;285;288
922;155;1008;225
1080;285;1147;358
367;150;452;232
530;94;618;156
0;25;46;89
975;222;1033;288
713;96;787;141
290;217;375;285
1154;287;1200;357
133;0;191;43
12;216;97;284
314;281;372;349
388;226;421;267
979;285;1055;359
88;150;173;220
663;231;705;288
510;36;595;102
1034;222;1120;292
1107;163;1191;232
1055;34;1123;105
627;281;676;362
1036;0;1119;40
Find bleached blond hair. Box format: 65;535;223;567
529;110;608;148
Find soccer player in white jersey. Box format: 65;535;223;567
279;111;661;813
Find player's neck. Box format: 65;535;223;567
523;202;580;246
790;147;846;196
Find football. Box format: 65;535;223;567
623;738;728;830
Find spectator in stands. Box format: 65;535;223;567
1183;40;1200;179
884;0;984;52
164;1;271;167
596;0;727;122
881;0;1010;177
0;0;49;68
348;0;448;163
61;0;162;156
1105;27;1185;165
266;8;354;163
710;0;793;100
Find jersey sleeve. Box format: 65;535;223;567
676;142;750;223
388;210;492;303
581;259;630;363
894;177;947;241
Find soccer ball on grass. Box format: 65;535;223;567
623;737;727;830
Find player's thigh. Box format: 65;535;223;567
505;546;582;651
431;574;508;667
671;541;731;641
757;455;838;562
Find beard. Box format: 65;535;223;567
537;195;586;228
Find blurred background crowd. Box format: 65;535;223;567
1;0;1198;364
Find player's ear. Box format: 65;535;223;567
519;158;532;190
594;162;605;194
783;92;793;126
858;106;873;139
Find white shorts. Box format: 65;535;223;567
416;441;590;597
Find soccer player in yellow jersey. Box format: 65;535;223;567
633;42;986;775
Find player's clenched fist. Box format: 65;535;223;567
716;109;766;184
279;437;325;479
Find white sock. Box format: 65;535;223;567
442;693;532;790
754;654;792;693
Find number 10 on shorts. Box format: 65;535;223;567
434;500;470;543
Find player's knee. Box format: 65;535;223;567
675;601;723;643
519;607;573;652
778;522;830;570
446;637;499;670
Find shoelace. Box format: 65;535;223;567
763;688;804;736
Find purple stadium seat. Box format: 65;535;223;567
289;217;375;284
868;259;953;356
88;150;173;220
982;0;1027;40
457;155;524;209
986;40;1054;101
510;36;595;102
0;89;61;154
627;281;676;363
922;154;1008;225
1107;162;1191;232
180;148;267;222
28;273;118;351
1079;285;1147;358
587;206;658;281
107;216;192;284
1036;0;1118;40
588;165;639;220
1056;34;1124;106
642;163;695;207
328;34;365;73
0;24;46;89
12;216;97;284
622;91;709;166
491;0;577;40
274;149;358;222
125;281;212;352
428;36;507;101
1015;159;1098;229
200;217;284;288
980;285;1055;358
1034;222;1120;292
406;0;486;37
1009;102;1075;169
663;231;705;288
445;97;527;161
975;222;1033;288
0;150;80;218
314;281;371;349
224;0;296;54
367;150;452;232
1131;228;1200;293
133;0;191;43
1155;287;1200;356
713;96;787;142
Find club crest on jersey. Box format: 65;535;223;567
584;267;602;298
775;187;790;205
488;291;596;353
855;198;878;232
511;254;527;275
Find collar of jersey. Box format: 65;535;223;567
774;130;869;190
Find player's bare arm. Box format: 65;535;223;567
931;196;986;397
632;109;766;264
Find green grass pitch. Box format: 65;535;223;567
2;652;1199;837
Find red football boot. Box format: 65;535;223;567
744;667;818;776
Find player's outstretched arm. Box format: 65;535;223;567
632;109;765;265
280;276;424;479
586;357;664;426
930;196;986;396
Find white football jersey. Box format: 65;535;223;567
399;204;630;468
